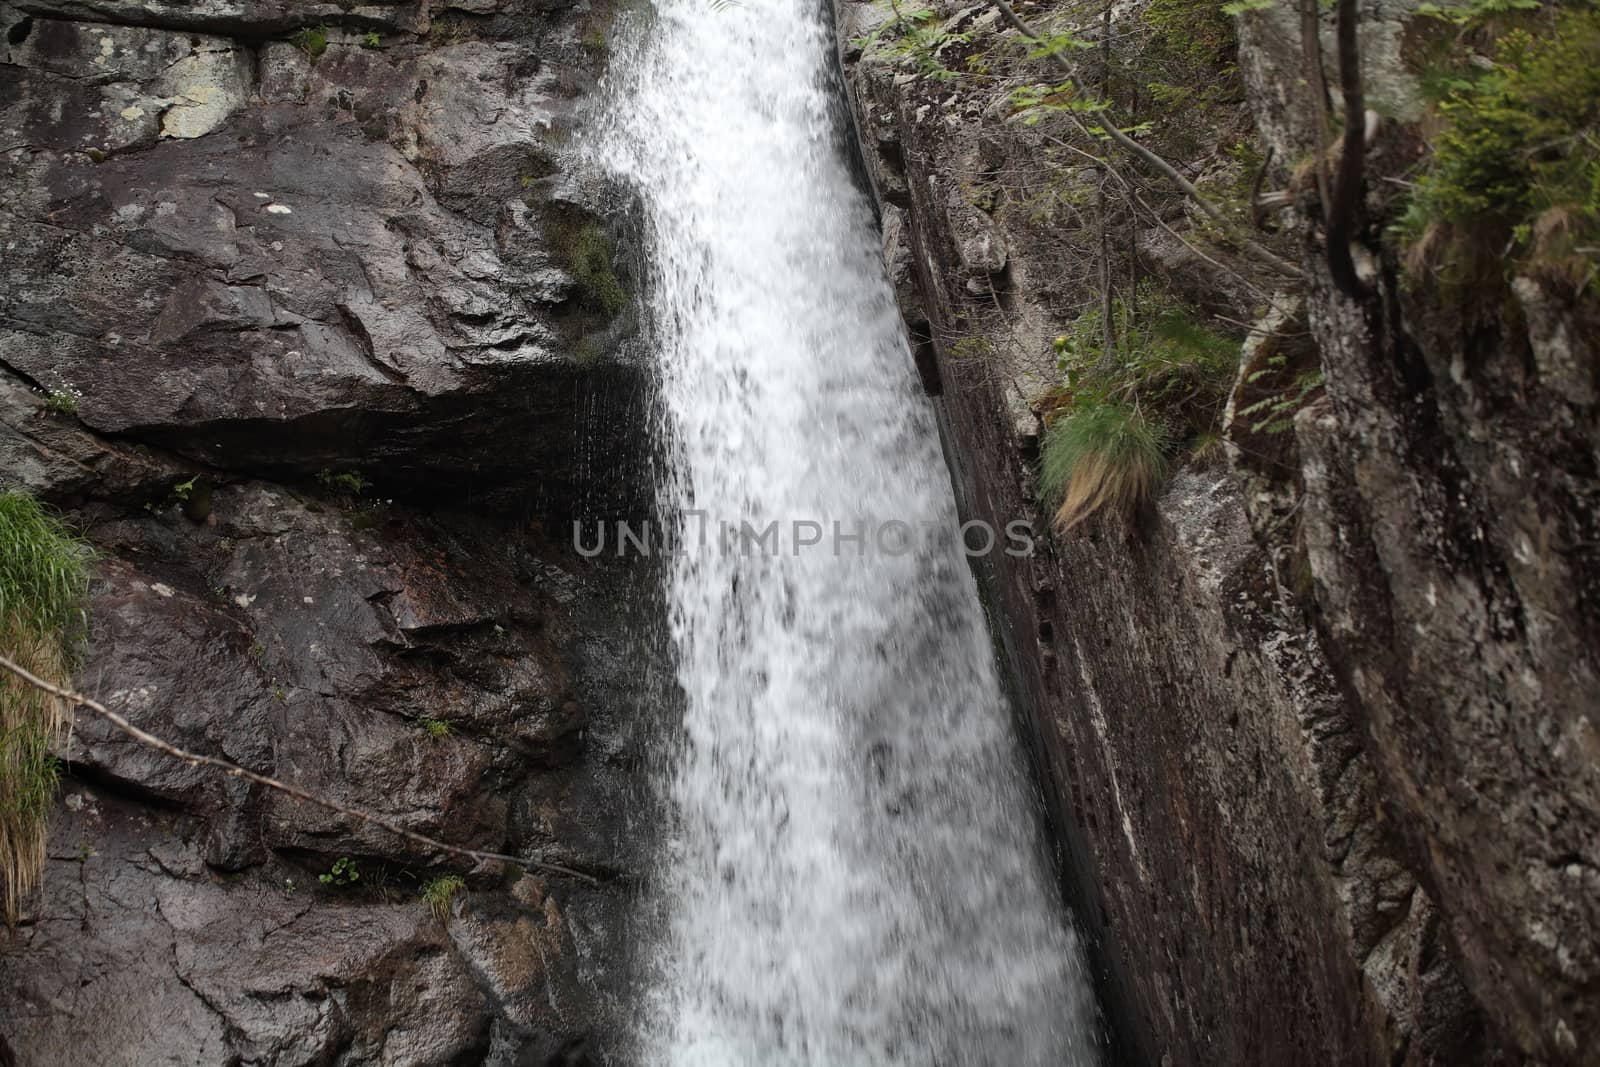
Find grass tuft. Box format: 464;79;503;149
0;491;91;924
1039;400;1168;532
421;874;465;921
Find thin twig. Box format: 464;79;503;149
992;0;1303;279
0;654;600;886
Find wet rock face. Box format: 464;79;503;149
1;0;645;515
0;1;656;1063
836;0;1596;1063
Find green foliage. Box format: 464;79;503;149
171;477;197;502
421;874;465;920
1039;400;1168;531
361;31;382;49
293;26;330;59
1220;0;1274;14
42;389;79;416
320;856;360;887
1238;355;1324;434
581;29;609;61
1009;80;1107;126
0;491;91;923
1402;3;1600;291
1055;288;1240;434
850;1;973;81
316;469;368;497
417;716;452;739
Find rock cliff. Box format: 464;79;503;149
0;1;653;1062
834;0;1597;1063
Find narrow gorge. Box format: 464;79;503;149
1;0;1595;1065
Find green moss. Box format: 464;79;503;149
0;491;91;923
581;28;609;62
316;469;368;497
1402;3;1600;291
559;222;628;316
293;26;330;59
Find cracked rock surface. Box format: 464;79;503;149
0;1;655;1063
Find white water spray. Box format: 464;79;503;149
597;2;1100;1062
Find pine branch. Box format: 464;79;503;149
0;654;601;887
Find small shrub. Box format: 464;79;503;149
293;26;329;59
0;491;91;923
421;874;465;920
417;717;452;739
361;31;382;49
1402;4;1600;292
320;856;360;886
1039;399;1168;531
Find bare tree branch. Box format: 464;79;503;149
0;653;601;887
991;0;1304;280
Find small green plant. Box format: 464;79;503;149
417;717;452;739
361;31;382;49
1039;399;1168;531
171;476;197;502
320;856;360;887
0;491;91;923
421;874;465;920
271;683;286;703
283;878;297;894
316;469;368;496
293;26;330;59
42;388;80;416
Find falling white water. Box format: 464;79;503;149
596;1;1100;1063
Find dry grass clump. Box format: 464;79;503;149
0;491;90;924
1039;400;1168;532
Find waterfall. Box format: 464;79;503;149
595;1;1100;1062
